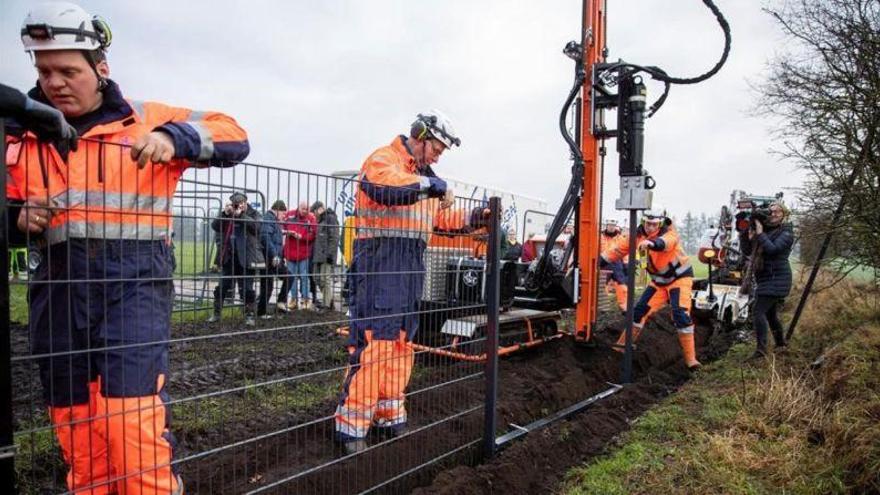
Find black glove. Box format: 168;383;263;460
21;97;79;160
1;84;79;161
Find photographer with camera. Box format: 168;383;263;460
209;192;266;326
741;201;794;359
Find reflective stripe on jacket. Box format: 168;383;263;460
5;80;249;244
354;135;466;244
602;224;692;286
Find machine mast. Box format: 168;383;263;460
574;0;606;341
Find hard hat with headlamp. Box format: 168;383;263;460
21;2;112;52
21;2;113;88
411;109;461;149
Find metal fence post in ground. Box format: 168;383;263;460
621;208;639;384
0;118;16;492
483;196;501;459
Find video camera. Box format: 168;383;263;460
733;193;783;233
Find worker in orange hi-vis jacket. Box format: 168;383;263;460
7;3;249;494
600;219;628;312
601;206;701;370
335;110;489;454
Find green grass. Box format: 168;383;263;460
562;278;880;495
10;283;27;324
173;240;212;276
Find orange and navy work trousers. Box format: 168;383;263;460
31;240;179;494
335;330;415;441
632;276;693;329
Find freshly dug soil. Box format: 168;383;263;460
11;305;735;495
414;312;735;495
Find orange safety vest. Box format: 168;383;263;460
354;136;466;243
6;89;248;245
602;224;692;286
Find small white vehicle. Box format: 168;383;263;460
691;190;783;329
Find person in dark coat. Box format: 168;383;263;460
209;192;266;326
501;228;523;261
257;200;291;318
310;201;341;310
742;201;794;358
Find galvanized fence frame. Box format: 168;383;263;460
2;133;508;494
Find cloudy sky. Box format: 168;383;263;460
2;0;803;221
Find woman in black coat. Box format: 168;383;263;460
743;201;794;358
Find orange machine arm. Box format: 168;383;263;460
574;0;606;342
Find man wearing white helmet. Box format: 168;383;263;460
8;2;250;493
335;110;487;454
601;205;701;370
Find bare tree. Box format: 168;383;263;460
758;0;880;281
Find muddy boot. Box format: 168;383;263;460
244;305;256;327
747;348;768;361
677;326;702;370
612;323;642;353
771;328;787;349
207;293;223;323
172;474;184;495
373;422;408;440
341;438;368;455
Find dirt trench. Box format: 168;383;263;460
415;311;735;495
10;306;735;495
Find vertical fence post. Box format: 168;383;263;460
0;118;16;491
621;208;639;384
483;196;501;459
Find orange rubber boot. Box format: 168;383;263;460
613;323;642;353
678;327;702;370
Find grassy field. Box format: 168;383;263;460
562;276;880;494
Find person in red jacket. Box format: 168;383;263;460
8;3;249;494
284;201;317;309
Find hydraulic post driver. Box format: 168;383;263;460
524;0;731;357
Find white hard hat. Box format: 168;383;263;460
21;2;112;53
643;205;671;225
412;109;461;149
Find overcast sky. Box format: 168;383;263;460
2;0;803;221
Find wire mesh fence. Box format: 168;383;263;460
2;130;508;494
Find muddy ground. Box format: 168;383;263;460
11;304;735;494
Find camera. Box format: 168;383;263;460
734;202;772;233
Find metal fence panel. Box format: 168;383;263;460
3;134;503;494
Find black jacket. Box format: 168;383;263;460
311;208;340;264
743;223;794;297
212;206;266;269
502;241;523;261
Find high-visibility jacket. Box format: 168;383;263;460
602;224;692;286
5;80;249;244
354;135;467;242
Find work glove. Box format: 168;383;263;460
21;97;79;161
426;176;447;198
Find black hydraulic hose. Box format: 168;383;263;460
526;67;585;291
598;0;731;116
